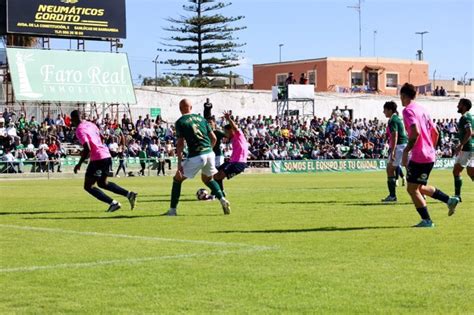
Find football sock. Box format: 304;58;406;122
102;182;129;197
431;189;449;204
398;166;405;179
216;179;226;197
454;176;462;196
170;180;182;209
85;187;114;204
387;176;397;197
416;206;431;221
206;180;224;200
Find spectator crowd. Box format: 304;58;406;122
0;105;462;174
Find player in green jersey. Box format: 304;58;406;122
166;99;231;216
452;98;473;206
382;101;408;202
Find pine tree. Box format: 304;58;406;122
161;0;246;81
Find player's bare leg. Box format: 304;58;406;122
202;173;230;215
168;170;186;216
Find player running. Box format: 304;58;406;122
207;117;226;168
213;111;249;196
381;101;408;202
400;83;459;227
71;110;137;212
167;99;230;216
452;98;473;202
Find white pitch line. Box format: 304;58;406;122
0;247;271;274
0;224;271;249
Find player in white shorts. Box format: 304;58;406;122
166;99;231;216
381;101;409;202
452;98;473;202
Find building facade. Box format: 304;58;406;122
253;57;429;96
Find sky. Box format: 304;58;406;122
49;0;474;84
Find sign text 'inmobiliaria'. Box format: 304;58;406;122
7;48;136;104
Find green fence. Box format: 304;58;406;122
271;159;456;174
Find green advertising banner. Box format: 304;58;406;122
271;159;456;174
150;108;161;117
6;48;136;104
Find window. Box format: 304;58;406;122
276;74;287;86
386;73;398;88
308;70;317;87
351;72;363;86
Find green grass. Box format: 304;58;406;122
0;171;473;314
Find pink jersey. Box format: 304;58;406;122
230;130;249;163
76;121;111;161
402;102;436;163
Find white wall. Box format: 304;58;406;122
134;86;467;122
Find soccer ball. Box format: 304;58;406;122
196;188;210;200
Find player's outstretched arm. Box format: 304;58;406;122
223;111;238;131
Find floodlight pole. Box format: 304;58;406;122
279;44;284;63
415;31;428;60
373;30;377;56
348;0;362;56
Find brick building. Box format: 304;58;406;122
253;57;429;95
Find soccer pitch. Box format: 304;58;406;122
1;171;473;314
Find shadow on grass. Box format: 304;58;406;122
214;226;407;234
255;201;413;206
344;202;413;206
22;213;223;220
256;200;344;205
22;214;164;220
0;210;93;216
139;198;196;203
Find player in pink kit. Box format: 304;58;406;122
400;84;459;228
71;110;137;212
213;111;249;196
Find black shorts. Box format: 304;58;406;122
406;161;434;185
218;162;247;179
86;158;113;178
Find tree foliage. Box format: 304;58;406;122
161;0;246;79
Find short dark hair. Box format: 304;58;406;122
70;110;80;120
224;124;232;131
400;83;416;100
383;101;398;114
459;98;472;111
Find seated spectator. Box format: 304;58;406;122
128;139;141;157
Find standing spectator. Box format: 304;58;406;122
138;146;147;176
115;146;127;177
2;108;15;125
285;72;296;86
299;73;308;84
203;98;213;119
440;86;446;96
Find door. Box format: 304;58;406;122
368;72;378;91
